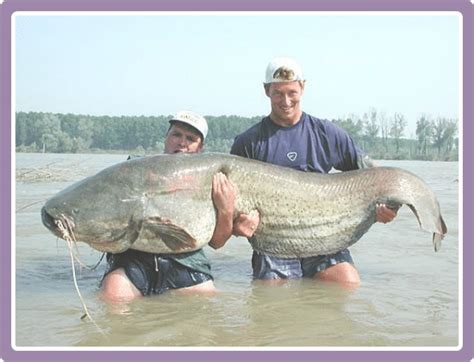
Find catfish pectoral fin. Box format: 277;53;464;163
143;217;198;251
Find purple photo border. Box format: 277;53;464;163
1;0;472;361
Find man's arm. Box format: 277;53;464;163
357;154;399;223
208;173;236;249
208;173;261;248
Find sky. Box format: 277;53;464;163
14;12;461;138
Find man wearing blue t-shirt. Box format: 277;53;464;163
230;57;397;287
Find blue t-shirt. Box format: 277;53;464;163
230;112;364;173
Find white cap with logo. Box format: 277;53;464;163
169;110;208;140
264;57;305;84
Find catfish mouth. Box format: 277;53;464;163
41;207;76;241
41;206;61;236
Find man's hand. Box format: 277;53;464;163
376;203;398;223
212;172;236;215
212;172;260;240
209;173;237;249
233;210;260;238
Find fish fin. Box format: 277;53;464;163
433;215;447;252
143;217;198;251
433;233;443;252
406;204;446;252
439;214;448;234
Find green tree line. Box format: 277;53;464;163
15;110;458;161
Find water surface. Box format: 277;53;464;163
14;153;460;348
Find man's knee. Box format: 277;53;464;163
101;268;142;302
314;262;361;287
173;280;216;295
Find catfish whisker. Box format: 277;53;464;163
56;219;107;337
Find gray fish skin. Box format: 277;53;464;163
41;153;447;258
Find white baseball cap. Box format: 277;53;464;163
264;57;305;84
169;110;208;140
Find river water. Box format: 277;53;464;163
13;153;460;349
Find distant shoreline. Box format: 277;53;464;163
14;111;459;162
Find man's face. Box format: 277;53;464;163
164;123;203;154
265;81;304;125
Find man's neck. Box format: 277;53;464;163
269;111;303;127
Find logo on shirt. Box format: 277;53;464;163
287;151;298;162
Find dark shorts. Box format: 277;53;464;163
102;249;213;296
251;249;354;280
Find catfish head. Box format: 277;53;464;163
41;154;214;254
41;162;145;253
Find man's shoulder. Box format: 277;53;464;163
302;113;339;134
233;118;266;144
302;114;360;158
230;118;267;156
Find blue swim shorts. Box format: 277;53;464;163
102;249;213;295
251;249;355;280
